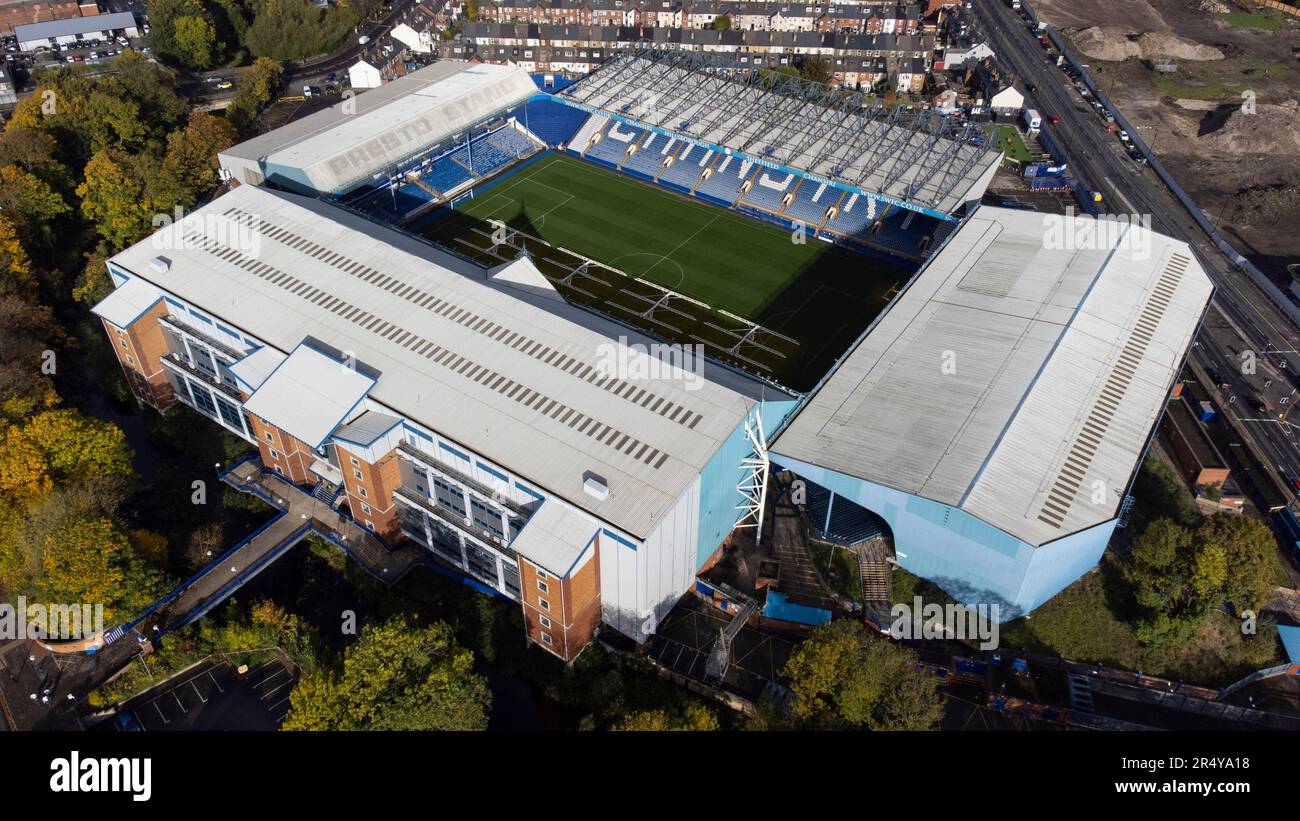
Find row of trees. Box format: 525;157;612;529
0;56;246;625
148;0;375;69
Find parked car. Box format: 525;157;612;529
216;80;233;89
1047;114;1061;125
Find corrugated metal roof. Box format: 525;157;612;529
509;500;599;575
772;206;1213;546
218;61;536;194
107;184;780;538
14;12;138;42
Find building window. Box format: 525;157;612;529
536;567;548;581
357;486;367;498
540;633;553;646
265;432;274;443
274;466;284;476
538;598;550;611
350;457;359;466
539;615;552;628
269;448;278;459
361;503;372;514
353;469;363;480
119;339;128;349
365;520;374;530
537;579;548;594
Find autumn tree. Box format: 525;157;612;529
227;56;284;132
0;296;64;421
160;110;238;203
77;149;167;250
612;701;719;731
784;619;944;730
283;616;490;731
0;165;72;250
0;217;36;297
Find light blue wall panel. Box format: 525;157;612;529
695;397;800;570
768;452;1115;620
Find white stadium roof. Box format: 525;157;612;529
773;206;1213;546
91;275;161;328
242;344;377;449
106;184;779;539
219;61;536;194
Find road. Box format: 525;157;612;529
970;0;1300;494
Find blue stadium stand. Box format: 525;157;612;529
491;127;537;158
740;169;798;213
826;191;877;234
518;97;588;147
783;179;839;228
422;156;474;194
620;132;668;179
585;120;642;167
694;154;750;207
657;144;706;192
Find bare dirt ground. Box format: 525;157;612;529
1033;0;1300;281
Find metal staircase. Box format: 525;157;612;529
1067;673;1096;714
704;598;758;683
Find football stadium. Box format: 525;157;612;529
90;51;1212;665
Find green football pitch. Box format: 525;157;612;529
421;153;913;390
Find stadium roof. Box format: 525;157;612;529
14;12;138;42
772;206;1214;547
91;275;161;328
510;500;599;576
218;61;536;195
106;184;782;538
243;344;377;449
560;47;1000;216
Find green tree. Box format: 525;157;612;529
784;619;943;730
77;149;165;250
161;110;239;203
800;57;833;86
174;14;219;69
283;616;491;730
712;13;731;30
0;165;71;250
227;56;284;132
613;701;719;731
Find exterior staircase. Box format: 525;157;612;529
1068;673;1096;714
857;538;892;626
704;597;758;683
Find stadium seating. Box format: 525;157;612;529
827;192;877;235
459;141;514;176
518;97;588;147
490;128;537;159
585;121;643;168
783;180;839;228
694;154;748;206
740;170;798;212
568;113;609;154
422;156;475;194
657;144;706;192
620;132;669;179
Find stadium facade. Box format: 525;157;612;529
95;58;1211;659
